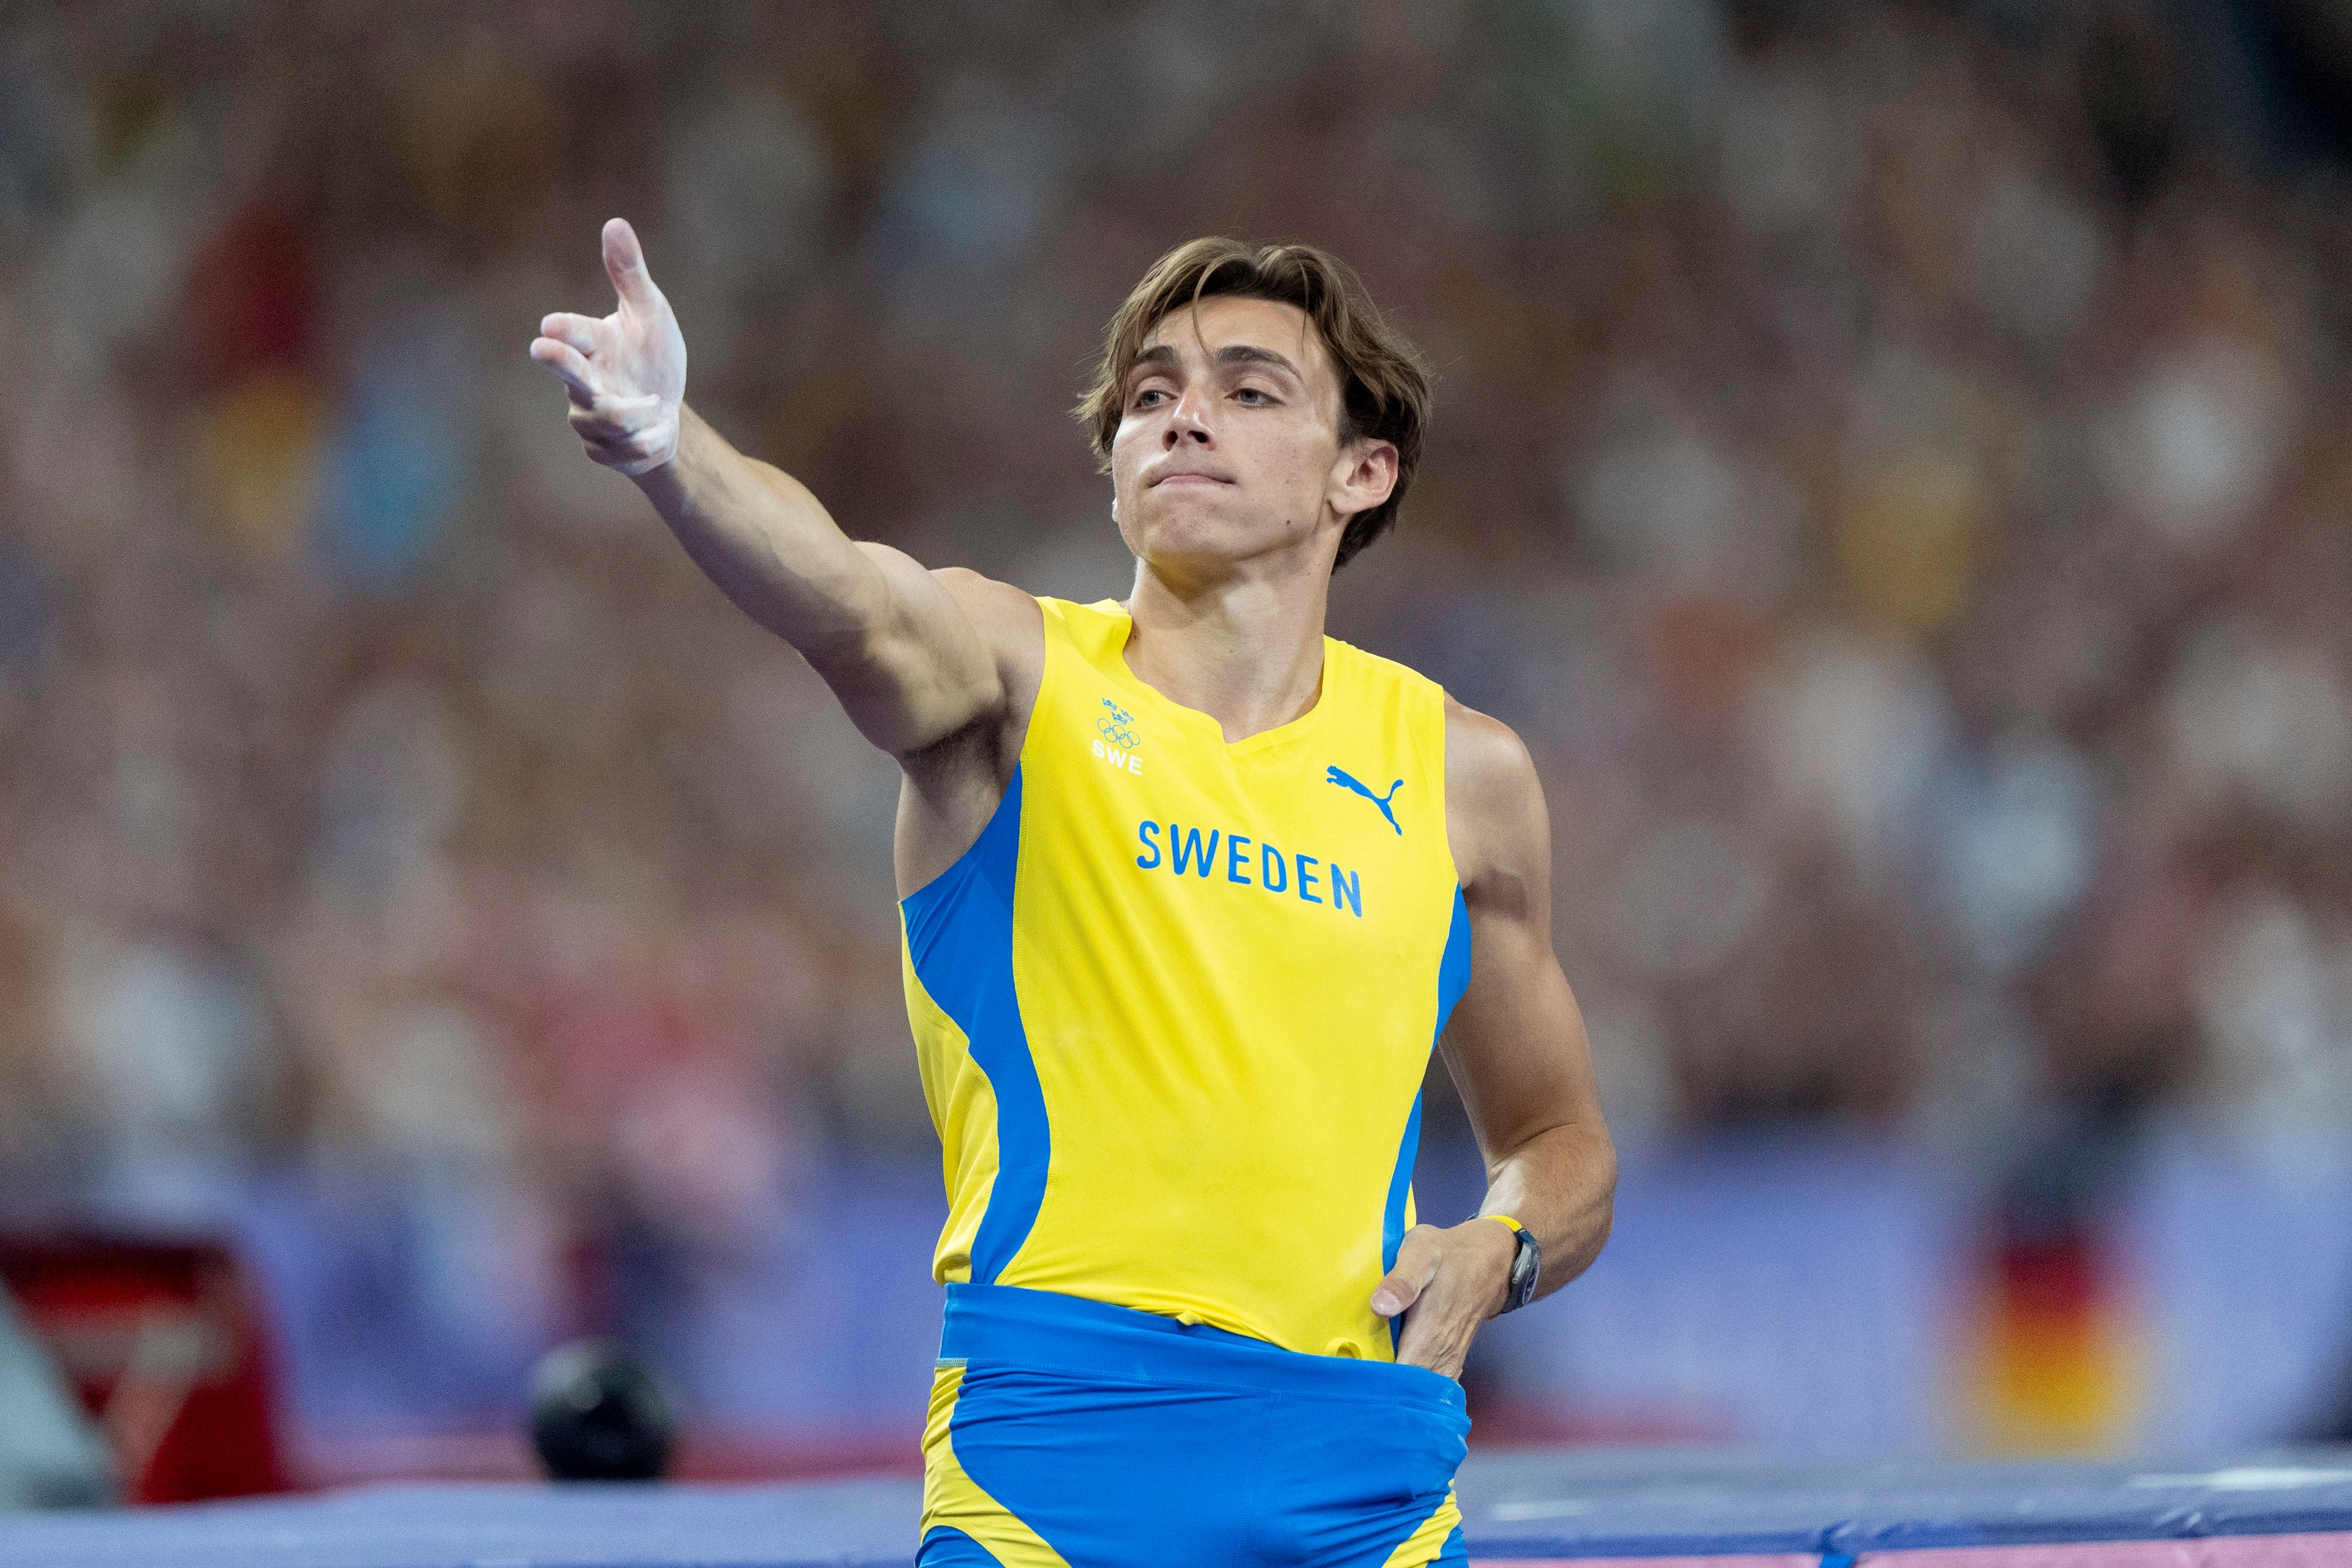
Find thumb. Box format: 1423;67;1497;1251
1370;1226;1440;1317
601;217;658;309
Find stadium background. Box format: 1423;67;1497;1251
4;0;2352;1495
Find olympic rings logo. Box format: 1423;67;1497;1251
1098;700;1140;750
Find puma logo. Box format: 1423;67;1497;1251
1325;766;1403;835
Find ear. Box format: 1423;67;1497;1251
1328;437;1399;522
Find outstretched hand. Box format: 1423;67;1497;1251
1372;1217;1518;1380
529;217;688;475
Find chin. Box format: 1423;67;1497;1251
1142;528;1313;577
1131;486;1324;567
1137;509;1260;563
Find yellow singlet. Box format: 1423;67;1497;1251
899;595;1471;1362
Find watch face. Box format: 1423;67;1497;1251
1507;1234;1540;1309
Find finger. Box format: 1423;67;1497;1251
574;421;658;467
581;437;660;472
1370;1226;1444;1317
580;426;673;476
539;312;609;358
1394;1254;1477;1372
568;413;656;464
568;404;628;445
569;407;667;464
1395;1298;1472;1378
601;217;658;310
567;390;664;437
530;337;599;405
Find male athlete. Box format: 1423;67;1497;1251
531;220;1616;1566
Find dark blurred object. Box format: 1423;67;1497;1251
2245;0;2352;161
0;1237;287;1504
0;1282;118;1512
527;1339;673;1482
2081;2;2190;202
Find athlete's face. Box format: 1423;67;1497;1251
1109;296;1397;573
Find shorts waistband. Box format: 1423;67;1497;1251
938;1283;1466;1415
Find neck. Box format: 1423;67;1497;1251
1122;551;1333;744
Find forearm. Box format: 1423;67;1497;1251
631;407;1003;754
533;222;1003;753
633;404;888;659
1477;1118;1615;1306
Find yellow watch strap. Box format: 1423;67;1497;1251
1484;1213;1525;1234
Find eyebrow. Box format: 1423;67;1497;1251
1129;342;1304;380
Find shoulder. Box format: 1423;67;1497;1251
1443;696;1549;893
931;567;1041;635
931;567;1044;692
1325;635;1444;703
1445;698;1541;822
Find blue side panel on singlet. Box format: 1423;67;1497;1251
1382;886;1475;1276
900;767;1049;1285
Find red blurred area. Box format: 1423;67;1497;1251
0;1237;288;1503
183;202;318;388
1;1236;930;1501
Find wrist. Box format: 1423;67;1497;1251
1472;1215;1517;1317
1479;1213;1541;1316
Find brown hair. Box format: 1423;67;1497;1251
1075;238;1433;571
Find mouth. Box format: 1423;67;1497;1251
1150;472;1233;488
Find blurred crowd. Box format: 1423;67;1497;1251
2;0;2351;1417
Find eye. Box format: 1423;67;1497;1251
1234;386;1272;405
1133;387;1169;408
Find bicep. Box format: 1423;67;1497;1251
1441;894;1604;1168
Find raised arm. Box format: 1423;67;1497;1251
1373;700;1617;1377
528;219;1021;758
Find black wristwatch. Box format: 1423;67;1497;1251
1488;1215;1541;1314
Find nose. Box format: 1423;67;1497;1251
1163;382;1214;448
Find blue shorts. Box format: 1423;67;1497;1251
918;1283;1469;1567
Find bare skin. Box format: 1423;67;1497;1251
530;218;1615;1378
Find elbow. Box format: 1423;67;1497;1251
1585;1123;1618;1223
1560;1117;1617;1272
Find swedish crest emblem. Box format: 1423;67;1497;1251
1098;698;1140;750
